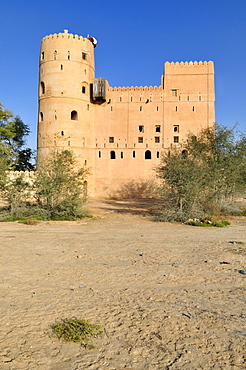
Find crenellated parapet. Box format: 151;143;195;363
108;85;162;92
42;29;89;44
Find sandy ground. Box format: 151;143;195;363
0;199;246;370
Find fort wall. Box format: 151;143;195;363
37;30;215;197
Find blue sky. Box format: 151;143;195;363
0;0;246;151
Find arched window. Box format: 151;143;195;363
82;86;86;94
40;81;45;95
61;131;64;136
145;150;151;159
39;112;43;121
83;181;88;195
71;110;78;120
110;151;116;159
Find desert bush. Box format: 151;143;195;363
157;124;246;222
51;317;102;348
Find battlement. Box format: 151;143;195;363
109;86;162;92
165;61;213;67
42;29;88;44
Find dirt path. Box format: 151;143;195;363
0;200;246;369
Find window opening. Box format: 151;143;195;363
61;64;63;70
121;152;124;158
155;136;160;143
40;112;43;121
40;81;45;94
82;52;87;60
71;110;78;120
41;51;44;60
99;151;101;158
61;131;64;136
145;150;151;159
192;106;195;111
187;95;190;101
133;150;136;158
54;50;57;60
67;51;70;60
155;125;161;133
173;125;179;132
171;89;178;97
87;104;89;111
110;106;113;111
68;140;71;146
110;151;116;159
157;151;160;158
175;106;178;111
138;137;143;143
139;125;144;133
156;106;159;111
83;181;88;196
109;137;114;143
82;86;86;94
198;95;202;101
174;136;179;143
139;106;142;111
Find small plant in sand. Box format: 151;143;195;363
51;317;103;348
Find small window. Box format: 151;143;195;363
55;115;57;120
87;104;89;111
71;110;78;120
133;150;136;158
61;64;63;70
173;125;179;132
41;51;44;60
99;151;101;158
40;112;43;121
82;52;87;60
82;86;86;94
110;151;116;159
139;125;144;133
68;51;70;60
175;106;178;112
156;106;159;111
139;106;142;111
145;150;151;159
198;95;202;101
138;137;143;143
192;106;195;111
120;97;122;102
109;137;114;143
130;97;133;102
155;136;160;143
110;106;113;111
54;50;57;60
157;151;160;158
155;125;161;133
121;152;124;158
140;97;142;102
187;95;190;101
174;136;179;143
171;89;178;97
61;131;64;136
68;140;71;146
179;95;182;101
40;81;45;95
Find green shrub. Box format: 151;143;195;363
51;317;103;348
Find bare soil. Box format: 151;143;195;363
0;199;246;369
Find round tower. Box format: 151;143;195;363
37;29;95;174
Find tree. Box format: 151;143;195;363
34;150;88;219
0;103;34;170
157;124;246;221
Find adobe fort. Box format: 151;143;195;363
37;29;215;197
